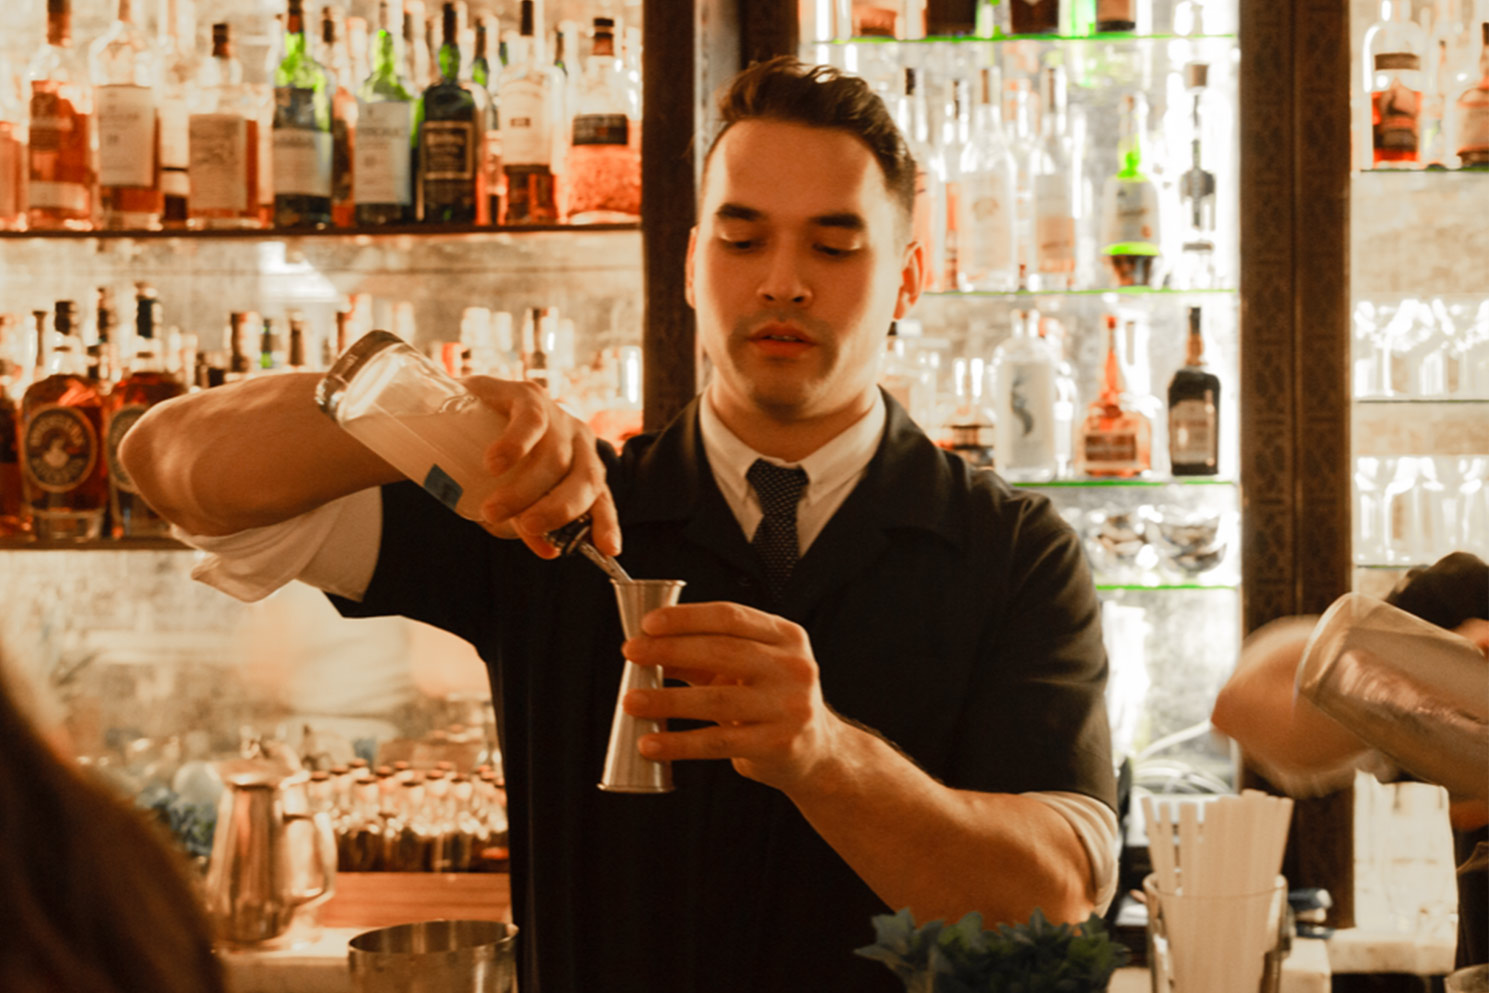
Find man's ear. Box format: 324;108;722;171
894;238;925;320
684;226;699;310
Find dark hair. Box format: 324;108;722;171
705;55;917;228
0;664;226;993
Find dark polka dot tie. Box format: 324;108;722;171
747;459;809;602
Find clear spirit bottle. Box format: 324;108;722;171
27;0;95;231
272;0;334;228
1176;61;1219;289
498;0;562;224
1363;0;1428;168
189;23;262;229
355;1;417;225
1032;65;1078;291
1075;314;1152;478
1100;93;1162;287
472;15;503;224
320;6;359;226
1168;305;1222;476
155;0;193;226
956;66;1018;292
566;17;640;224
992;308;1059;482
91;0;163;230
419;1;482;223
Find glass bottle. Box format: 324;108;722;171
956;66;1018;293
1176;61;1219;289
419;1;481;224
1096;0;1137;32
0;324;24;535
27;0;95;231
20;300;108;541
189;23;262;229
1453;22;1489;168
0;65;27;231
925;77;965;293
154;0;193;226
1032;65;1078;291
225;311;255;382
405;0;432;92
106;284;186;537
1101;93;1162;287
272;0;334;228
945;356;997;469
1075;314;1152;478
896;67;935;286
472;15;503;225
90;0;163;230
319;6;358;226
498;0;561;224
566;17;639;224
1009;0;1061;35
1363;0;1428;168
355;0;417;225
1168;305;1222;476
992;308;1058;482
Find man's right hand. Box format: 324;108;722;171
463;376;621;559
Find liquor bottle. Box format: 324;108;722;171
956;66;1018;292
355;1;417;225
1421;0;1462;168
272;0;334;228
945;356;996;469
566;17;639;224
897;67;935;285
419;1;482;223
405;0;432;91
27;0;95;231
90;0;163;230
320;6;359;226
1031;65;1078;291
1075;315;1152;478
927;77;967;292
226;311;255;382
472;15;504;225
1176;61;1219;289
1101;93;1162;287
992;308;1058;482
106;284;185;537
88;286;119;388
1168;305;1221;476
1453;22;1489;167
1096;0;1137;33
259;316;288;372
155;0;193;225
287;312;311;371
20;301;108;541
1363;0;1428;168
0;66;26;231
189;23;262;229
0;319;24;534
498;0;561;224
1009;0;1060;35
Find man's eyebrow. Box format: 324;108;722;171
715;202;762;222
810;212;866;231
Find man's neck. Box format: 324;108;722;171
704;385;880;462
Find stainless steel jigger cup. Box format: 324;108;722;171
600;579;685;793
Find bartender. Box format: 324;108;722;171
122;57;1118;991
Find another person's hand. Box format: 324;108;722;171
464;376;620;558
618;601;847;793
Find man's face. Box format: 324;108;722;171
686;119;921;434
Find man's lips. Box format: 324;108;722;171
749;323;813;345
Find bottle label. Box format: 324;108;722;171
1169;397;1217;463
159;95;190;172
1081;428;1139;468
105;404;148;493
189;113;250;211
1033;174;1076;272
355;99;414;205
23;405;98;494
999;361;1056;468
1374;52;1421;72
1372;81;1422;155
500;79;552;166
1101;178;1161;249
97;84;159;188
273;126;333;197
420;120;475;181
963;175;1014;275
572;113;628;147
1457;105;1489;159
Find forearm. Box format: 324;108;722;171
121;373;402;536
788;721;1095;927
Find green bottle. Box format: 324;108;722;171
418;1;480;223
272;0;333;228
355;0;417;225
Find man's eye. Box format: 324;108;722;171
723;238;756;251
816;244;856;258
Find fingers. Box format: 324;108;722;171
638;601;799;643
624;683;778;727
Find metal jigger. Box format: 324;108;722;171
599;579;685;793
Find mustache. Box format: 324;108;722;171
733;311;834;342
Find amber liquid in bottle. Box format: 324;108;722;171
0;389;26;536
1076;314;1152;478
1168;306;1221;476
28;0;95;231
106;288;186;537
1008;0;1061;35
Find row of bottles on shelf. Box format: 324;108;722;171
889;301;1223;481
878;37;1231;294
1355;454;1488;566
3;0;639;232
802;0;1234;39
1353;295;1489;398
310;760;511;873
1363;0;1489;170
0;287;643;542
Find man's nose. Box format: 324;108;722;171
757;247;811;306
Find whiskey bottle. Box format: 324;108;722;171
1096;0;1137;33
189;23;262;229
27;0;95;231
1167;306;1221;476
106;284;185;537
566;17;639;224
1008;0;1060;35
319;6;359;227
992;308;1059;482
0;67;26;231
1100;93;1162;287
20;301;109;541
419;2;481;223
0;370;23;536
1075;314;1152;478
1453;22;1489;168
91;0;164;230
498;0;561;224
355;0;417;225
1364;0;1427;168
273;0;334;228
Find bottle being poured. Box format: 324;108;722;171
316;329;630;582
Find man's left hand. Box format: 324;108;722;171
619;601;847;793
